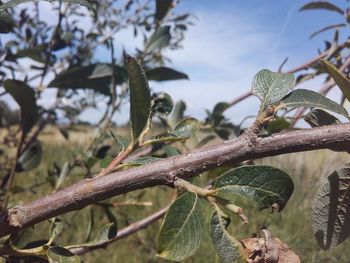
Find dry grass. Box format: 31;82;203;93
4;125;350;262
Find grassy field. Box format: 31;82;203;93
5;125;350;262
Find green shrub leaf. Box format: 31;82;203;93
266;117;291;134
155;0;173;21
312;164;350;250
210;210;242;263
146;26;171;52
0;0;93;12
299;1;344;15
158;192;205;261
49;64;127;96
146;67;188;81
321;59;350;101
4;80;38;135
68;223;117;249
126;55;151;142
251;69;295;109
0;11;16;33
151;92;174;117
47;246;81;263
170;117;200;138
304;109;340;127
16;140;42;172
48;218;63;245
278;89;349;118
214;166;294;211
168;100;186;128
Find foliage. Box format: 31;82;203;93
1;0;350;262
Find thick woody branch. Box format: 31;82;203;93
1;123;350;238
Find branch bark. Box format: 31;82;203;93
1;123;350;238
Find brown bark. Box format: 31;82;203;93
1;123;350;238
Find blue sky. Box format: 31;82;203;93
88;0;347;125
2;0;349;125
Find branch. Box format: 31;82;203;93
70;205;170;255
1;123;350;237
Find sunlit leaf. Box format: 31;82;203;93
304;109;340;127
158;192;205;261
313;164;350;250
126;55;151;142
4;80;38;135
321;59;350;102
210;210;243;263
214;166;294;211
251;69;295;109
170;117;200;138
299;1;344;15
47;246;80;263
278;89;348;118
146;67;188;81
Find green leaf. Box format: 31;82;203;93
55;162;70;190
0;11;16;33
16;140;42;172
48;218;63;245
168;100;186;128
124;157;162;167
14;44;51;63
170;117;200;138
126;55;151;142
0;0;93;12
146;67;188;81
47;246;80;263
251;69;295;109
266;118;291;134
321;59;350;102
214;165;294;211
299;1;344;15
210;210;242;263
100;156;113;169
7;228;36;250
278;89;349;118
211;102;231;127
151;92;174;117
304;109;341;128
48;64;127;95
312;164;350;250
309;23;346;39
68;223;117;248
146;26;171;52
109;130;130;153
4;80;38;135
158;192;205;261
155;0;173;21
